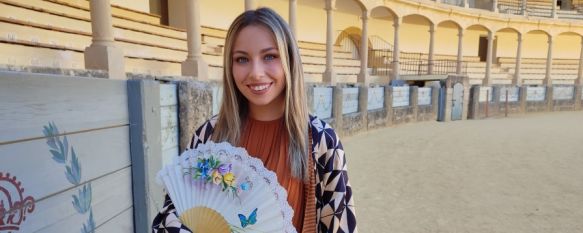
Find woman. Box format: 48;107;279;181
152;8;357;233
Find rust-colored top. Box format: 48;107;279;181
239;117;310;231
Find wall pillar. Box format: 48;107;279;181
323;0;336;85
492;0;499;12
464;0;470;8
551;0;558;18
428;23;435;75
333;85;344;135
358;85;369;130
513;33;523;85
411;86;419;122
245;0;257;11
483;31;494;86
358;11;369;84
182;0;208;80
577;38;583;85
84;0;125;79
457;28;464;75
385;86;394;126
521;0;527;15
544;35;553;86
392;17;401;81
289;0;297;38
519;86;527;113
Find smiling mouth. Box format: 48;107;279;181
248;83;272;92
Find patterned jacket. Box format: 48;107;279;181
152;115;357;233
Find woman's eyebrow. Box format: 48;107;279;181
261;47;277;53
233;50;248;55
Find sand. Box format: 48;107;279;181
343;111;583;233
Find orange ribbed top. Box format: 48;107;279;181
239;117;307;231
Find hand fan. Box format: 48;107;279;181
157;141;296;233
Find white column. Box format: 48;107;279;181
521;0;527;15
428;23;435;75
551;0;557;18
392;17;401;81
182;0;208;79
492;0;499;12
577;38;583;85
544;35;553;85
245;0;257;11
289;0;297;38
323;0;336;84
464;0;470;8
456;28;464;75
358;11;369;84
513;33;523;85
84;0;125;79
484;31;494;86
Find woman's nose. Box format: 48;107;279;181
249;60;265;78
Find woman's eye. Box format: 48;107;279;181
264;54;277;61
235;57;248;63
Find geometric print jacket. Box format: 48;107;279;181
151;115;358;233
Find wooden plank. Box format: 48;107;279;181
160;105;178;129
94;207;134;233
160;83;177;106
162;146;179;167
0;126;131;202
17;167;133;233
161;124;178;151
127;80;164;233
0;71;128;144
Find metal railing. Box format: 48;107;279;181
368;49;393;76
400;59;467;76
498;1;524;15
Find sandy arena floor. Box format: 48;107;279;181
343;111;583;233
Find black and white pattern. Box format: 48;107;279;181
152;115;357;233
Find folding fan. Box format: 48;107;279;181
157;141;296;233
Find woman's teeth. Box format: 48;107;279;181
251;84;270;91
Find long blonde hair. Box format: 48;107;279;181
212;8;310;180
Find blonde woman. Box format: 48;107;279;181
152;8;357;233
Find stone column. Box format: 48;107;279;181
521;0;527;15
428;23;436;75
492;0;499;12
577;38;583;85
182;0;208;80
245;0;257;11
323;0;336;85
464;0;470;8
551;0;557;18
457;28;464;75
513;33;523;85
483;31;494;86
385;85;394;126
392;17;402;81
544;35;553;86
289;0;297;37
84;0;125;79
333;85;344;135
411;86;419;122
358;11;369;84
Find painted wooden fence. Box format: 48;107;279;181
0;72;175;233
0;71;133;233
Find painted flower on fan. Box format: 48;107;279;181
211;170;222;185
223;172;235;186
218;163;232;175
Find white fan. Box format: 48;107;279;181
157;141;296;233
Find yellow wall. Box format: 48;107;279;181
435;22;460;56
554;34;581;59
111;0;149;13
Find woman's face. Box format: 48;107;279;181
231;25;286;118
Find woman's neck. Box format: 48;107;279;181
248;102;285;121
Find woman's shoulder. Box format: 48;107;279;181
308;114;340;149
189;115;219;148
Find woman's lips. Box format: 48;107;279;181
248;83;272;94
